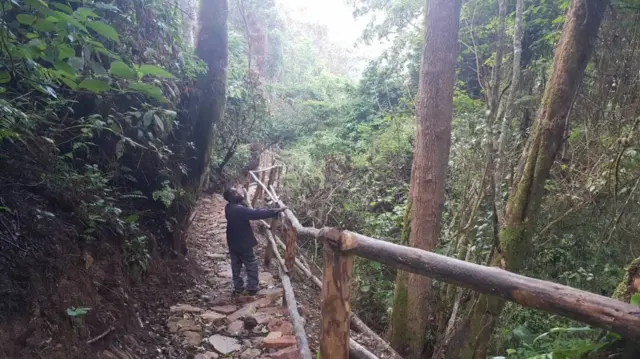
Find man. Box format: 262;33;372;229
223;188;287;295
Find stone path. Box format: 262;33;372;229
163;194;303;359
98;194;305;359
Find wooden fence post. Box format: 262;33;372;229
283;216;297;273
251;171;265;207
275;166;282;190
266;166;278;193
320;228;354;359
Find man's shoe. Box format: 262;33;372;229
233;288;245;296
246;289;259;296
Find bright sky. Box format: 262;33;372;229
275;0;387;59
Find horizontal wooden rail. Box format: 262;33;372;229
247;163;640;359
321;228;640;341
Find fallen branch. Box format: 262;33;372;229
251;164;282;174
87;326;114;344
349;338;379;359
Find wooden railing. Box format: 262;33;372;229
245;164;640;359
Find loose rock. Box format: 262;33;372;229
169;304;203;314
207;334;242;354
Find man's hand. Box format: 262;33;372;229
276;207;289;213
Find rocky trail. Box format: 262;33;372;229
99;193;312;359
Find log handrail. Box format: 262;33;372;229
248;168;640;358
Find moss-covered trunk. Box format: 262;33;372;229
447;1;609;358
613;257;640;302
389;199;412;353
189;0;229;190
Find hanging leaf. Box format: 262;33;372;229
54;60;76;76
87;20;119;41
93;2;121;12
128;82;167;103
60;77;78;89
52;3;73;14
110;60;136;79
68;56;84;71
115;138;125;159
25;0;48;8
52;11;87;32
631;294;640;307
33;19;58;32
153;114;165;133
16;14;37;25
57;44;75;59
90;61;108;76
78;79;110;93
138;64;176;79
93;46;120;59
0;72;11;84
142;110;156;127
75;7;99;19
126;214;139;223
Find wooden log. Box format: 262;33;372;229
263;223;274;267
349;338;379;359
332;230;640;341
320;228;354;359
267;166;278;190
249;172;319;238
251;165;280;173
278;260;313;359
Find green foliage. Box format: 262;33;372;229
494;324;621;359
66;307;91;317
0;0;204;286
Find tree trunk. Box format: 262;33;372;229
189;0;229;190
448;1;609;358
495;0;524;227
389;199;411;353
613;257;640;302
398;1;463;357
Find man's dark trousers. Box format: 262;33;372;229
230;248;259;291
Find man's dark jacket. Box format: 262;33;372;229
225;203;280;252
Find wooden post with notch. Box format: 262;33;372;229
266;166;278;193
283;215;297;273
320;228;354;359
278;215;297;307
251;171;265;207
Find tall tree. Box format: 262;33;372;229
189;0;229;189
449;0;610;358
389;0;463;357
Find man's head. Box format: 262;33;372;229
223;188;244;204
